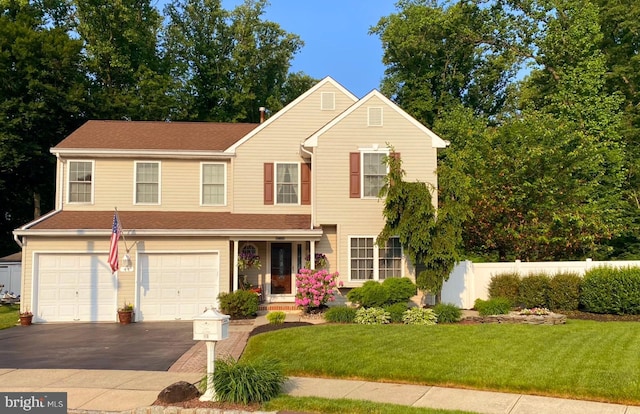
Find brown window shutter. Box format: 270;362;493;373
301;162;311;205
264;163;274;205
349;152;360;198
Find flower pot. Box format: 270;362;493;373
19;314;33;326
117;310;133;324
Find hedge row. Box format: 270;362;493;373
488;266;640;315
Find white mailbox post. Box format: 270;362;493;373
193;308;230;401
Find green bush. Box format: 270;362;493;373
347;281;390;308
402;307;437;325
210;357;286;404
581;266;640;314
384;302;409;323
474;298;511;316
518;274;551;308
488;272;521;303
354;307;390;325
433;303;462;323
381;277;417;304
266;311;286;325
323;306;357;323
218;290;259;319
548;272;581;311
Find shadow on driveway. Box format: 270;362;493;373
0;322;195;371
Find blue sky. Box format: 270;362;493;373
158;0;399;98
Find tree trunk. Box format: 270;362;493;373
33;191;41;218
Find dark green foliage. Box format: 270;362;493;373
218;290;259;318
347;281;390;308
210;357;286;404
323;306;357;323
384;303;409;323
474;298;511;316
581;267;640;314
433;303;462;323
381;277;417;304
488;273;521;303
266;311;286;325
548;272;581;311
518;274;551;308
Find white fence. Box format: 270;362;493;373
441;259;640;309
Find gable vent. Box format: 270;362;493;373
368;107;383;126
321;92;335;110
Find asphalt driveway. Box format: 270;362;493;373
0;322;195;371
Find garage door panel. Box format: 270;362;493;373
138;253;219;321
36;254;116;322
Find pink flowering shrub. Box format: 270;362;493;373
295;268;342;313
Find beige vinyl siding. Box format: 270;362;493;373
232;83;354;214
314;95;439;286
62;158;233;212
20;236;231;314
317;225;337;272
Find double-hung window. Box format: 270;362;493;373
362;152;387;197
201;163;226;205
68;161;93;203
275;162;299;204
349;236;402;281
135;161;160;204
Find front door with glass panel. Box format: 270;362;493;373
271;243;292;294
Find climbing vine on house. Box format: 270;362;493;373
377;146;471;301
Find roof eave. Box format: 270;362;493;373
50;148;234;159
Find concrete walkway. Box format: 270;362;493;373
1;314;639;414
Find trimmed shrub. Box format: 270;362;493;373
474;298;511;316
210;357;286;404
266;311;286;325
488;272;521;303
384;302;409;323
581;266;640;314
518;274;551;308
354;307;390;325
433;303;462;323
347;281;390;308
218;290;259;319
382;277;417;304
548;272;581;311
402;307;437;325
323;306;357;323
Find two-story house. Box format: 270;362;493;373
13;77;447;323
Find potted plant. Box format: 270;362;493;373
19;310;33;326
117;303;134;324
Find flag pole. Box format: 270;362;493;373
114;207;137;254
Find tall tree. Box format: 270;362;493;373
163;0;307;122
74;0;175;120
0;0;85;256
371;0;521;127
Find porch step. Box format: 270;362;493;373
258;303;300;312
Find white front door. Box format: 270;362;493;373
35;254;117;322
137;253;219;321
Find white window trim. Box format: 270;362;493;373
348;236;404;282
200;162;227;206
360;148;389;199
133;161;161;205
66;160;95;204
274;162;301;205
368;107;384;126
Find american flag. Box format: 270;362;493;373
108;213;121;273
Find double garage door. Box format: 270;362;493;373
35;252;219;322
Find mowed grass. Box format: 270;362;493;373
264;395;476;414
243;320;640;405
0;305;19;329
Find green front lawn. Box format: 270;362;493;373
243;320;640;405
0;305;19;329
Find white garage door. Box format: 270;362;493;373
138;253;219;321
36;254;117;322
